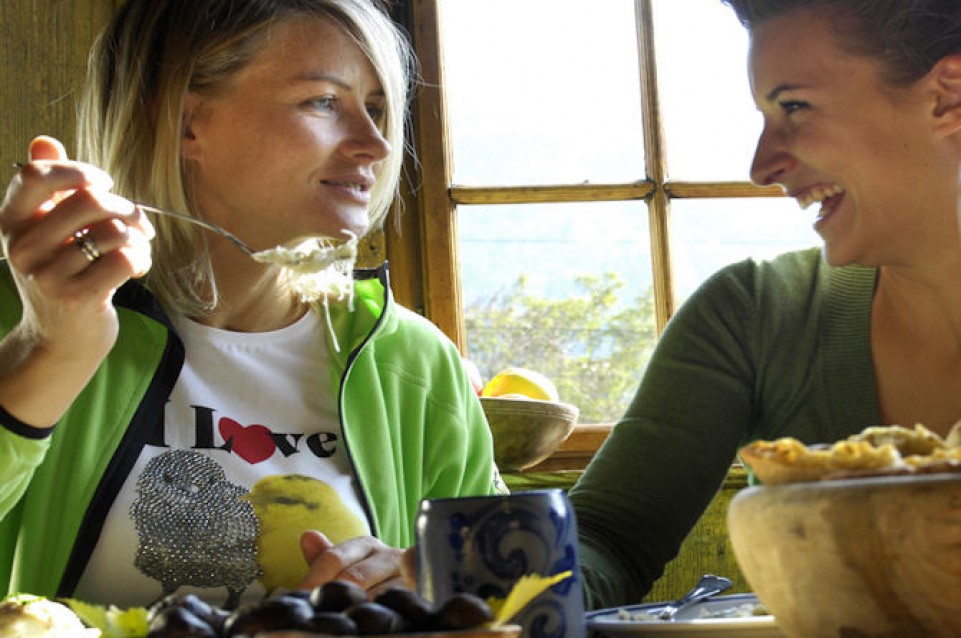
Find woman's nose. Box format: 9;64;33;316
750;125;793;187
343;112;391;162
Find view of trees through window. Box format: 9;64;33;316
433;0;820;423
466;273;657;424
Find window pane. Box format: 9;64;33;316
670;198;821;302
653;0;761;181
459;202;656;423
441;0;644;186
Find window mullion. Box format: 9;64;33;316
408;0;466;351
636;0;674;332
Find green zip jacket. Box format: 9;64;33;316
0;262;501;598
569;248;881;609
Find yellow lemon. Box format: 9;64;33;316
481;367;559;402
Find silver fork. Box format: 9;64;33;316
137;204;257;258
10;163;357;270
9;162;257;259
141;203;358;273
657;574;733;621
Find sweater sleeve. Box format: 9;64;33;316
0;267;52;521
569;257;772;610
0;418;52;521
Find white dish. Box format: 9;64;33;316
586;593;784;637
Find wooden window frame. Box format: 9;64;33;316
385;0;783;461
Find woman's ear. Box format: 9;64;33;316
181;92;203;160
931;54;961;136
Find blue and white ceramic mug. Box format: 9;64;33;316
415;489;586;638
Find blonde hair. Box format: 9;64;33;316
77;0;413;316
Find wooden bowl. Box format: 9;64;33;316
480;396;578;471
727;474;961;637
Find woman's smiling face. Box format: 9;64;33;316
747;8;958;268
182;16;390;252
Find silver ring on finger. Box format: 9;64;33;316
73;228;101;263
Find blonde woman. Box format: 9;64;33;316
0;0;502;608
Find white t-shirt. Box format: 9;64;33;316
74;311;370;608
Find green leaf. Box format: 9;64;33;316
63;599;148;638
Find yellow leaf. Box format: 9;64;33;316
486;571;573;627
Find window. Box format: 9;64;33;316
387;0;819;426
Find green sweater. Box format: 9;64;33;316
0;263;501;599
569;248;880;610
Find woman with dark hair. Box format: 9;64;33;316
570;0;961;609
0;0;503;608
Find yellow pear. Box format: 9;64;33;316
245;474;369;593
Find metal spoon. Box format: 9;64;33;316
656;574;733;621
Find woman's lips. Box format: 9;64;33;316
796;184;845;210
793;183;846;232
321;179;371;204
813;192;844;231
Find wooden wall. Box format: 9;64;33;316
1;1;120;164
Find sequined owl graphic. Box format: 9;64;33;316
130;450;260;608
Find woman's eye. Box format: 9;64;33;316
780;100;808;115
366;104;385;122
308;96;338;112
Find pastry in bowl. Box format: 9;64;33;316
738;422;961;484
729;423;961;637
728;471;961;636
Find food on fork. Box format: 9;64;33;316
252;235;358;274
254;234;360;307
739;422;961;484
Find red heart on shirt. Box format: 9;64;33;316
219;418;275;464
